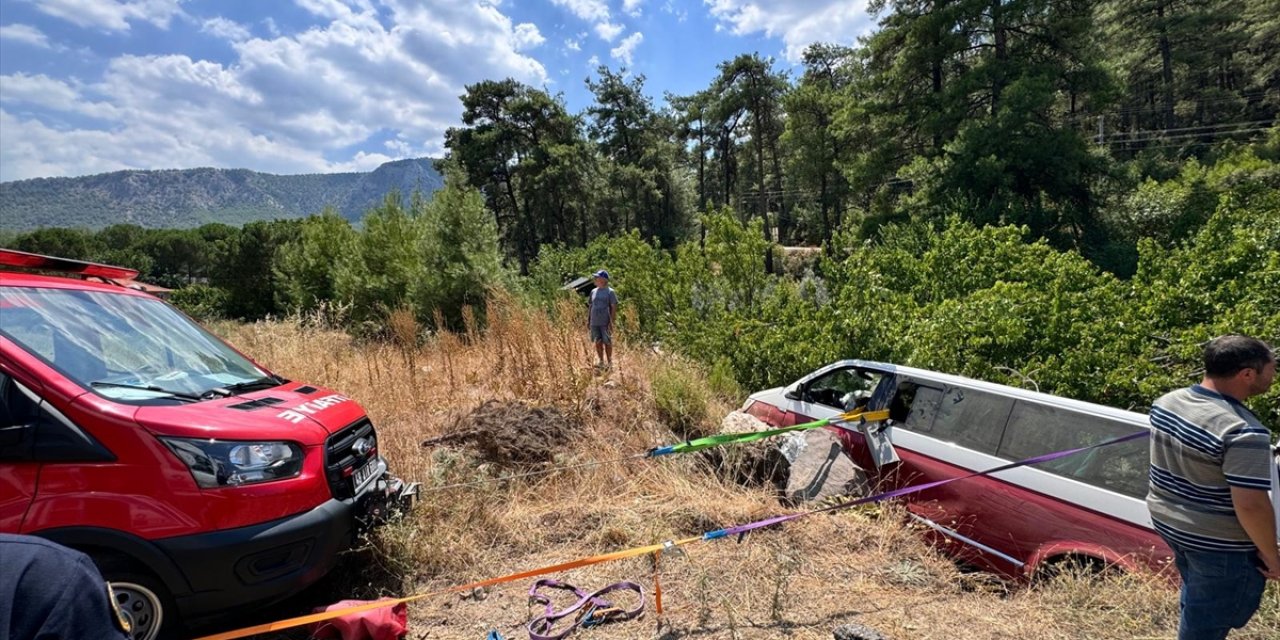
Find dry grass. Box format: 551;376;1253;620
214;297;1280;640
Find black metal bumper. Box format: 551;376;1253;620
154;462;417;620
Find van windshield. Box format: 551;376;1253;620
0;287;270;403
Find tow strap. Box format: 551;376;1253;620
647;408;891;457
526;579;645;640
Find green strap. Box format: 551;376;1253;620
649;409;890;456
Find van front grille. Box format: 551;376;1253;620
324;419;377;500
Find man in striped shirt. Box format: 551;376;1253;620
1148;334;1278;640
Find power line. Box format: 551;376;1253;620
1063;90;1275;122
1099;119;1276;139
1100;125;1274;145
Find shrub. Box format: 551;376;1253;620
707;357;744;402
169;284;230;321
652;360;713;438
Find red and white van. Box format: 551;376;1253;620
0;250;415;639
743;359;1171;579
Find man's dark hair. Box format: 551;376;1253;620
1203;334;1275;378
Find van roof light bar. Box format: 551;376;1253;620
0;248;140;280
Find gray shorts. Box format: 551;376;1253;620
590;324;612;344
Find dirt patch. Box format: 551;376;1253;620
421;399;575;466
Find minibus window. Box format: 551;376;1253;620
925;386;1014;455
998;401;1148;498
900;385;943;432
805;368;878;411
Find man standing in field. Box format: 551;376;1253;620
587;269;617;370
1148;334;1278;640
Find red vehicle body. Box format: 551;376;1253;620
0;250;414;639
743;360;1172;580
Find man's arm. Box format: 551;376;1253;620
1231;486;1280;579
609;293;616;328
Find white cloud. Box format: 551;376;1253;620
623;0;644;17
549;0;624;43
512;23;545;50
201;17;251;41
0;0;551;181
549;0;610;23
0;73;83;111
586;54;600;69
704;0;876;62
564;37;581;51
663;1;688;22
295;0;375;21
609;31;642;67
0;23;51;48
594;21;623;41
263;17;281;37
28;0;186;33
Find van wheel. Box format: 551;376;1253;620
94;557;179;640
1033;555;1111;585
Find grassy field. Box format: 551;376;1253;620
213;299;1279;640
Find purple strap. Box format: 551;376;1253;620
526;579;645;640
708;429;1151;539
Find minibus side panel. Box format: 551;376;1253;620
887;448;1167;577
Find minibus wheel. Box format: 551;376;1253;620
94;555;179;640
1033;554;1112;585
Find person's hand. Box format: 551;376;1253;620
1259;548;1280;580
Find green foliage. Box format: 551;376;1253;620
525;151;1278;430
169;284;230;322
332;192;424;325
411;170;507;330
13;228;101;260
275;209;358;312
707;357;744;402
652;360;713;438
209;220;298;319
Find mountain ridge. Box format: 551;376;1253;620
0;158;444;231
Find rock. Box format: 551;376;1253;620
720;410;770;434
784;429;870;505
715;411;788;488
834;623;889;640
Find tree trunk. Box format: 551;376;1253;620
820;170;831;250
769;127;787;243
991;0;1007;114
697;123;707;210
1157;2;1176;130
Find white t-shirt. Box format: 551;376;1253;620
1272;446;1280;541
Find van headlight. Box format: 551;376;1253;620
161;438;304;488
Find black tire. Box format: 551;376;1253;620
1032;554;1113;586
91;554;181;640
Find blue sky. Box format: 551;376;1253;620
0;0;878;182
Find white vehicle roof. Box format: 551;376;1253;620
780;359;1151;429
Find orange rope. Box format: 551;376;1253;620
195;536;701;640
652;551;663;616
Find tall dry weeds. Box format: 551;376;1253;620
215;301;1279;640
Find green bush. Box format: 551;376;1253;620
707;358;744;402
169;284;231;321
652;360;713;438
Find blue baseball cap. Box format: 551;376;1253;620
593;269;610;279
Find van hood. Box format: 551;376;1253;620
133;383;366;445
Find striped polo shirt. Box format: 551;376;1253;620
1147;384;1274;552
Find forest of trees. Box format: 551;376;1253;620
440;0;1279;275
3;1;1277;423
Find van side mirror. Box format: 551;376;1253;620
784;387;802;401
